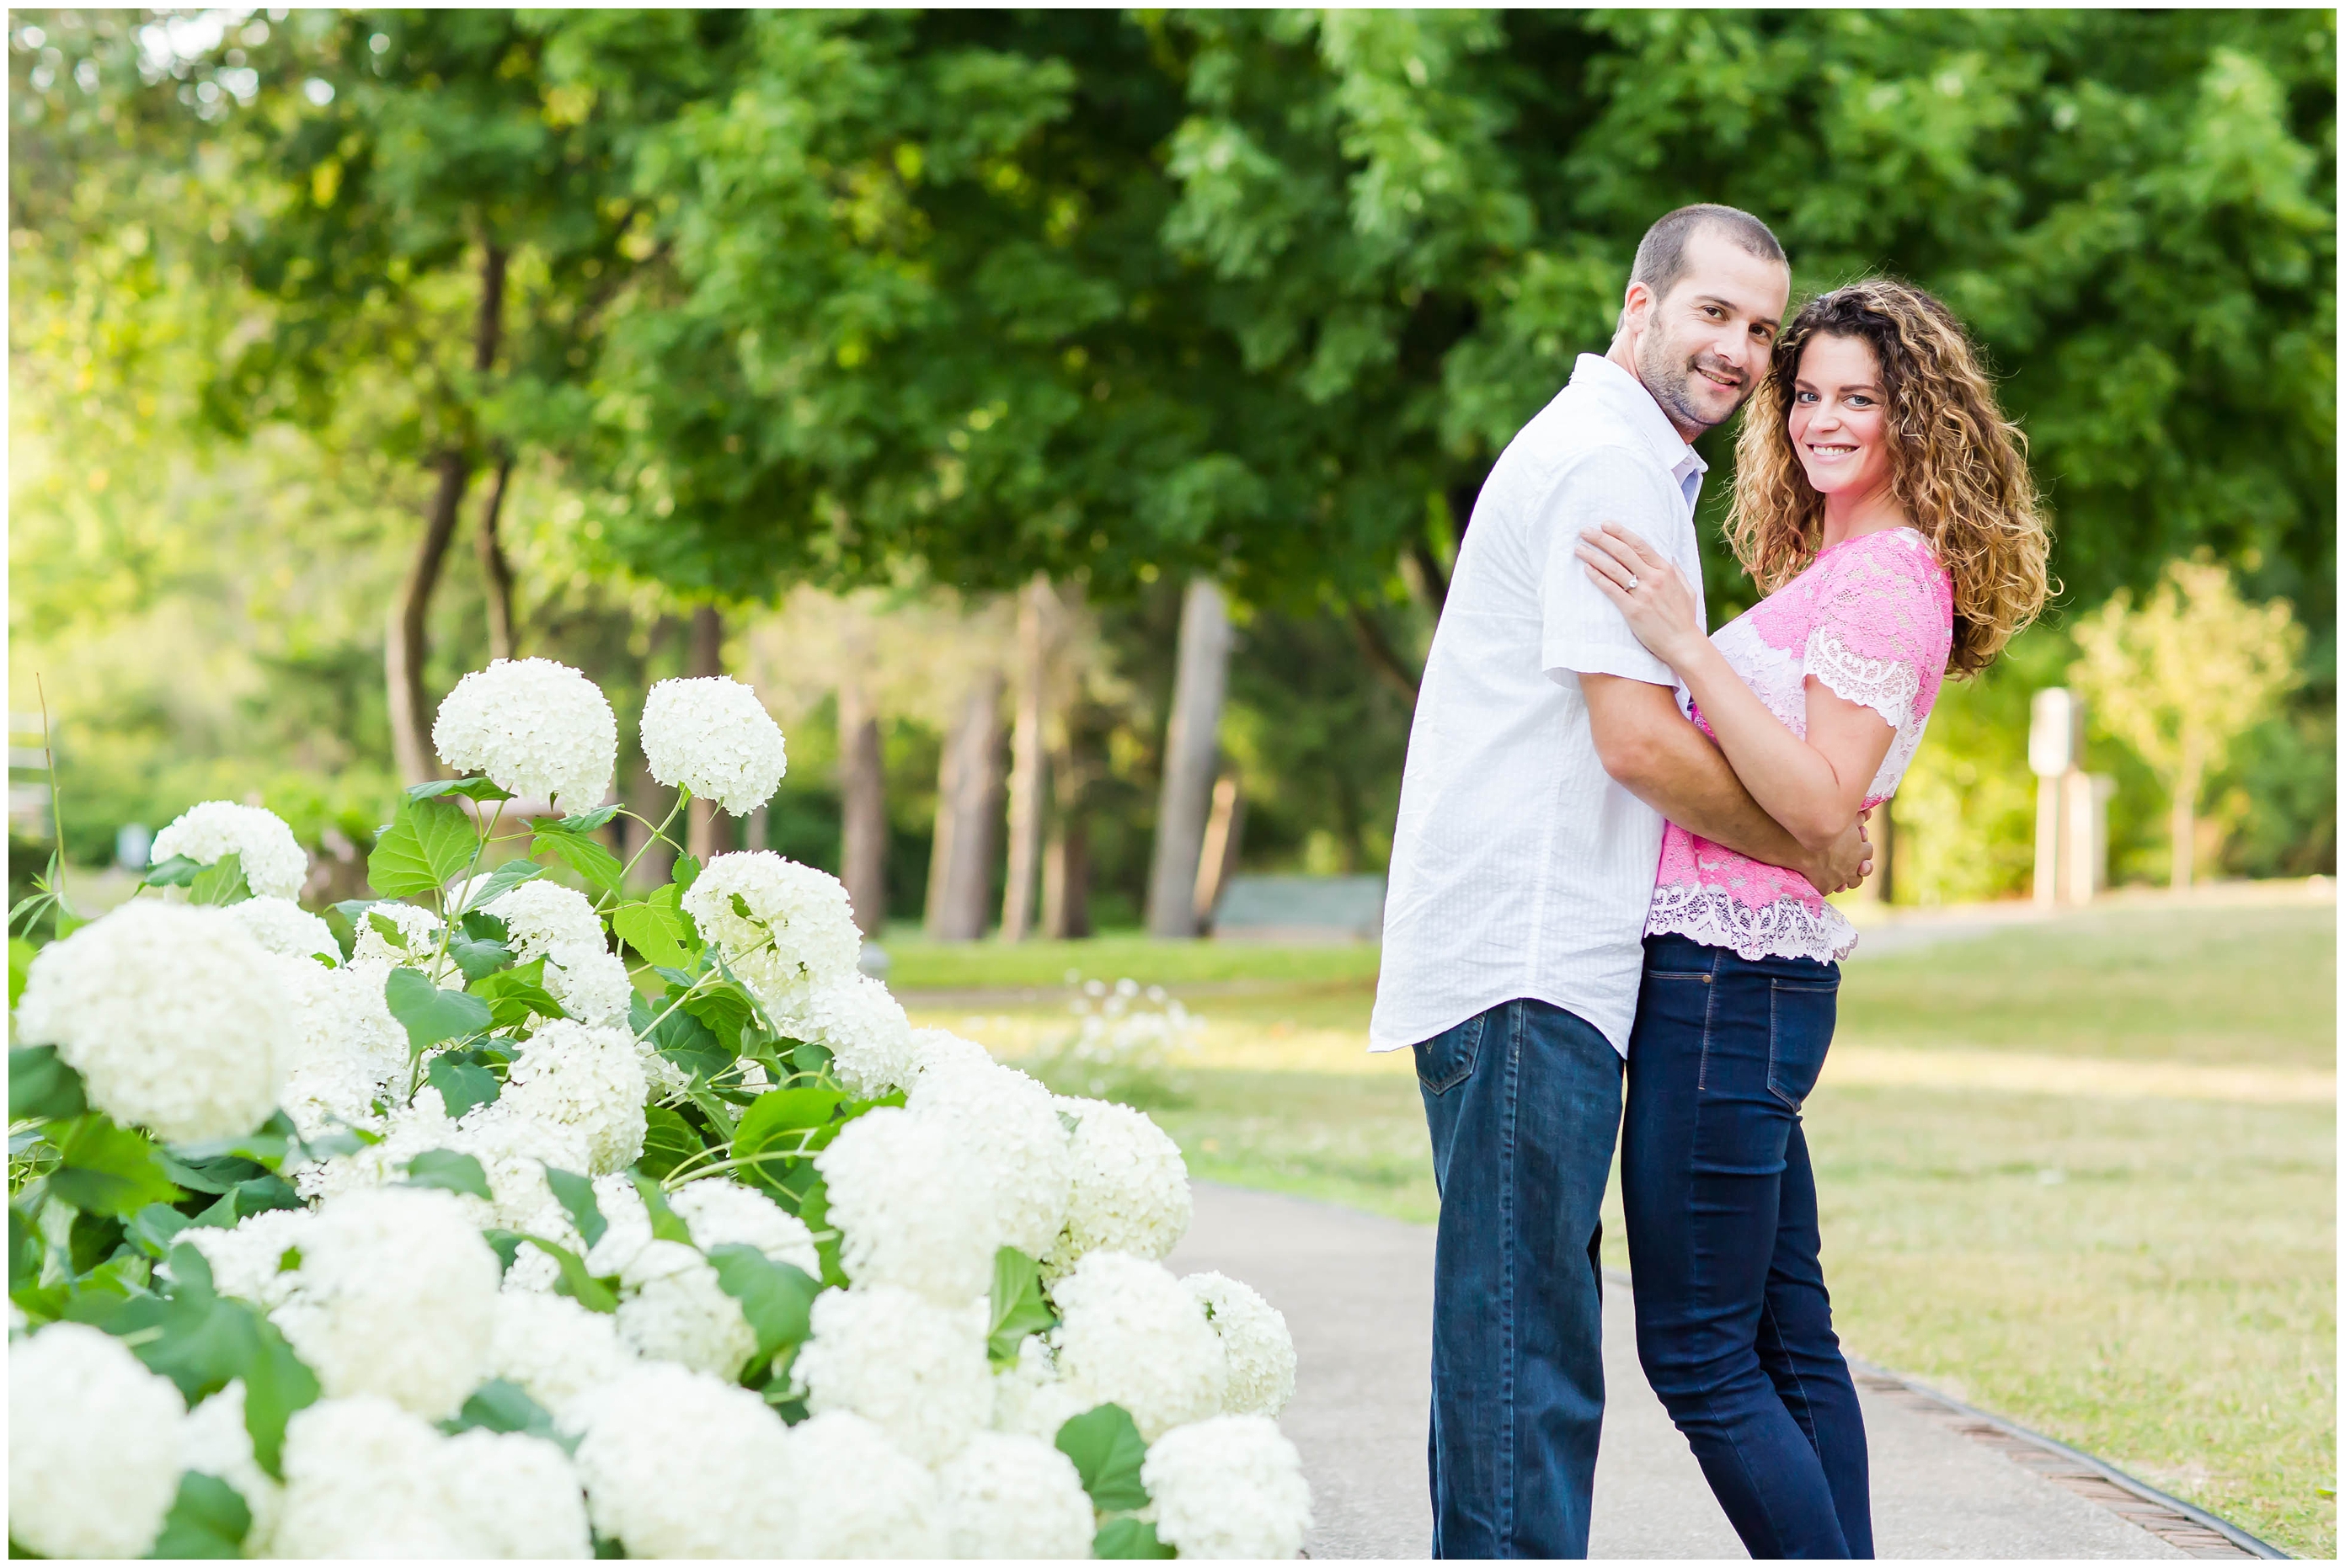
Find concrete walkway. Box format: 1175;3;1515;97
1168;1182;2215;1560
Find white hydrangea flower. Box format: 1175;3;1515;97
614;1240;757;1379
909;1058;1072;1260
273;1396;473;1558
350;899;448;973
1051;1096;1193;1267
1051;1251;1226;1441
273;1186;500;1421
817;1106;1001;1304
296;1089;575;1239
181;1381;280;1555
681;851;861;1016
640;675;789;817
1142;1414;1314;1560
569;1363;798;1557
486;1018;649;1175
440;1427;594;1560
181;1207;315;1311
483;880;632;1027
668;1178;820;1276
542;939;634;1027
226;894;339;963
937;1430;1097;1560
151;798;309;899
278;962;409;1143
485;877;605;952
13;900;296;1144
1185;1271;1297;1417
907;1025;998;1080
798;971;920;1099
990;1333;1092;1442
580;1171;654;1279
432;658;617;810
782;1411;945;1559
486;1288;641;1425
8;1322;186;1559
796;1284;992;1465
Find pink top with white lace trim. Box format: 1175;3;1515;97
1645;525;1955;963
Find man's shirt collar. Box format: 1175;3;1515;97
1571;353;1709;480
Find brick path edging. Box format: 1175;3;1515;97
1847;1361;2289;1560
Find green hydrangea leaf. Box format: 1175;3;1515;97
145;1469;254;1559
126;1203;195;1259
455;856;542;918
186;853;251;908
404;1148;493;1201
1056;1403;1151;1514
521;1235;619;1313
704;1243;821;1364
628;1171;696;1245
531;824;625;901
48;1114;185;1217
368;794;478;899
409;776;513;804
471;957;565;1032
612;899;691;972
543;1165;608;1249
9;1044;88;1122
140;854;206;888
557;804;621;835
636;1105;705;1181
441;1379;568;1451
385;968;493;1055
1092;1517;1176;1559
987;1246;1059;1365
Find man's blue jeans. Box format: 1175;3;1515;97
1622;933;1872;1559
1414;998;1623;1559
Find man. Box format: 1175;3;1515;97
1370;204;1872;1559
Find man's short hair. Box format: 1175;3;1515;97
1630;204;1785;302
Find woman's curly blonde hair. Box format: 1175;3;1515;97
1725;279;2052;676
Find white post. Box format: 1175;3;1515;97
2028;688;2078;906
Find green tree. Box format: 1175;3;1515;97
2070;557;2304;889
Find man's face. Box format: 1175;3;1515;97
1627;227;1791;436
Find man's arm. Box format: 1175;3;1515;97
1580;674;1872;892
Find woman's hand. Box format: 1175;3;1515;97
1576;523;1708;669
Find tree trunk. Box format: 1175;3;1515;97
838;671;889;939
1194;776;1246;929
1146;579;1233;938
477;454;518;663
926;668;1005;941
685;605;734;861
1351;605;1419;701
2170;754;2202;890
385;241;506;787
622;615;681;891
1041;809;1090;940
1001;573;1055;942
387;453;472;785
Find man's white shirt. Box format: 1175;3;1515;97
1370;353;1708;1059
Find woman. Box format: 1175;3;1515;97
1576;280;2051;1559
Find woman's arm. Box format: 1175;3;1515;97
1576;524;1894;853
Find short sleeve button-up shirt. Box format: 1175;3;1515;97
1370;354;1708;1058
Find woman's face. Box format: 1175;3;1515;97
1786;333;1894;500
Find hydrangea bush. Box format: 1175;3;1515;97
7;657;1308;1560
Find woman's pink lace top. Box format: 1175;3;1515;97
1647;526;1954;963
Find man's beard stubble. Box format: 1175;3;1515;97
1635;328;1752;436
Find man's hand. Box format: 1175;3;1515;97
1804;811;1873;894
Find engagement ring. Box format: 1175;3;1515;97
1625;573;1638;590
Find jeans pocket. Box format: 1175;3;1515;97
1413;1011;1488;1096
1767;980;1838;1110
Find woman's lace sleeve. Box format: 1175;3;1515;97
1803;535;1955;736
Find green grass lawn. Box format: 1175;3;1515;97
921;894;2335;1556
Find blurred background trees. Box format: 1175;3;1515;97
10;8;2334;926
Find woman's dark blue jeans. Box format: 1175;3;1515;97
1622;933;1873;1560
